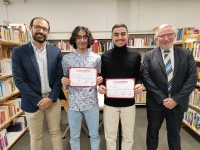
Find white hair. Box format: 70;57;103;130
155;24;176;38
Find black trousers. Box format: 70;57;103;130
146;108;184;150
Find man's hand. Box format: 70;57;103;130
163;98;177;109
61;77;70;89
37;98;53;110
98;85;107;94
97;76;103;85
134;84;143;95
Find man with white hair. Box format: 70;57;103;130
142;24;197;150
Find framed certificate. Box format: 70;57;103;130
69;67;97;87
106;78;135;98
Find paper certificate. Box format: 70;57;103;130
106;78;135;98
69;67;97;87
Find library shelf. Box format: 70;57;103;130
135;103;146;105
188;103;200;112
0;110;24;130
0;91;20;103
182;120;200;136
6;127;29;150
0;40;21;46
127;46;156;49
0;74;13;79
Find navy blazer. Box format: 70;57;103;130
142;46;197;113
12;42;63;113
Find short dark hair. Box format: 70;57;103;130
112;23;128;33
69;26;94;49
30;17;50;31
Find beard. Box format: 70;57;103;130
32;32;47;43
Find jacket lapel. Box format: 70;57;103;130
173;46;180;77
46;44;53;81
154;47;166;76
28;42;40;79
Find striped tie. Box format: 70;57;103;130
164;50;173;93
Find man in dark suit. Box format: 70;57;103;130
12;17;63;150
142;24;197;150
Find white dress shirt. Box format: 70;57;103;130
31;41;51;94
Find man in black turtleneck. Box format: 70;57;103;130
98;23;143;150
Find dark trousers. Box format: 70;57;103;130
146;109;184;150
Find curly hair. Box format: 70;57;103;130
69;26;94;49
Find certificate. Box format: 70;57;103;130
106;78;135;98
69;67;97;87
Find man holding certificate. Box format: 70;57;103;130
61;26;102;150
98;23;143;150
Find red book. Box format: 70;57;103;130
93;40;99;53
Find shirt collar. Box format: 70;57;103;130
74;50;89;56
161;47;174;54
31;41;46;53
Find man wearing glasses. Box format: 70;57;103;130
142;24;197;150
61;26;102;150
12;17;63;150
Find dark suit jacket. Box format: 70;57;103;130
142;46;197;113
12;42;63;113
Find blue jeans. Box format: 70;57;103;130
68;103;100;150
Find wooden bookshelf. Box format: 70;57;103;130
188;103;200;112
0;24;27;150
127;46;156;49
135;103;146;105
6;127;29;150
0;110;24;130
195;60;200;63
0;74;13;79
0;91;20;103
182;120;200;136
0;40;21;46
183;34;200;42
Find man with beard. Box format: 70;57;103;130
12;17;63;150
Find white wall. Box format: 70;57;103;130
0;0;200;38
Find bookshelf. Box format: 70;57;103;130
181;34;200;136
127;31;155;63
0;40;27;149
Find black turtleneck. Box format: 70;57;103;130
100;45;142;107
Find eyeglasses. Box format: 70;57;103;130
76;35;89;41
157;33;175;39
32;24;49;32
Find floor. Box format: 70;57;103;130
10;106;200;150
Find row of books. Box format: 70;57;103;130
47;40;74;51
127;37;155;47
89;40;113;54
0;78;19;99
183;107;200;133
189;88;200;108
0;129;8;150
47;39;114;54
135;90;146;103
0;24;30;43
175;27;199;43
192;41;200;59
0;59;12;76
176;28;184;42
0;98;21;125
183;27;199;35
0;116;27;150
